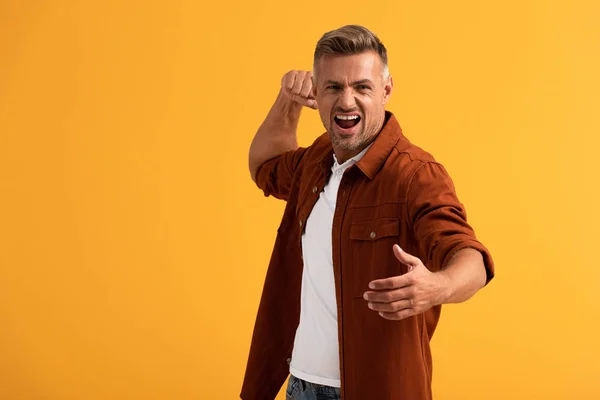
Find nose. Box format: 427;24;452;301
338;88;356;110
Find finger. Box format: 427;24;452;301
306;96;318;109
368;274;412;290
290;94;317;109
363;287;411;303
367;299;412;313
393;244;421;268
282;71;296;92
291;71;306;95
378;308;415;321
299;73;313;98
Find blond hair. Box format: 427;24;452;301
313;25;389;79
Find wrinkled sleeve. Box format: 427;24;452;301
254;147;309;201
406;161;494;284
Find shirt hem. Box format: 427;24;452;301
289;365;341;388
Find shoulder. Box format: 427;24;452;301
377;130;456;203
381;132;443;182
297;132;333;166
393;135;437;165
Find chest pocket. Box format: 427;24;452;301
350;218;399;241
349;218;401;297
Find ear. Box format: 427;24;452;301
382;75;393;105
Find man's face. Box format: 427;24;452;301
312;51;393;163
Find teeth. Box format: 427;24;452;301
336;115;359;120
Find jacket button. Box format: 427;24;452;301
312;186;318;193
299;220;303;227
370;231;376;239
286;357;291;365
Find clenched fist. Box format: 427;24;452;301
281;70;318;110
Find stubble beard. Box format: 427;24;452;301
327;117;382;152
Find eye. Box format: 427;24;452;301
357;85;371;91
326;85;341;90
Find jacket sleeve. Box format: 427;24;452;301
406;161;495;284
254;147;309;201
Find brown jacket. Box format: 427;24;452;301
241;112;494;399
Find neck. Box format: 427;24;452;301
334;137;375;164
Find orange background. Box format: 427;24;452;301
1;1;599;399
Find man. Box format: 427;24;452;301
241;25;494;400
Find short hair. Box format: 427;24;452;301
313;25;389;79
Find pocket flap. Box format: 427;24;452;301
350;218;399;240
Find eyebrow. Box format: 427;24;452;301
325;79;374;86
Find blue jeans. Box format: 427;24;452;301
285;375;341;400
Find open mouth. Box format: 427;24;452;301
334;114;361;130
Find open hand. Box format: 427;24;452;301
363;245;450;321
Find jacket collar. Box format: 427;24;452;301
356;111;403;180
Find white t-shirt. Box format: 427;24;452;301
289;144;371;388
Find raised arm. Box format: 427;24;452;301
249;70;317;182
